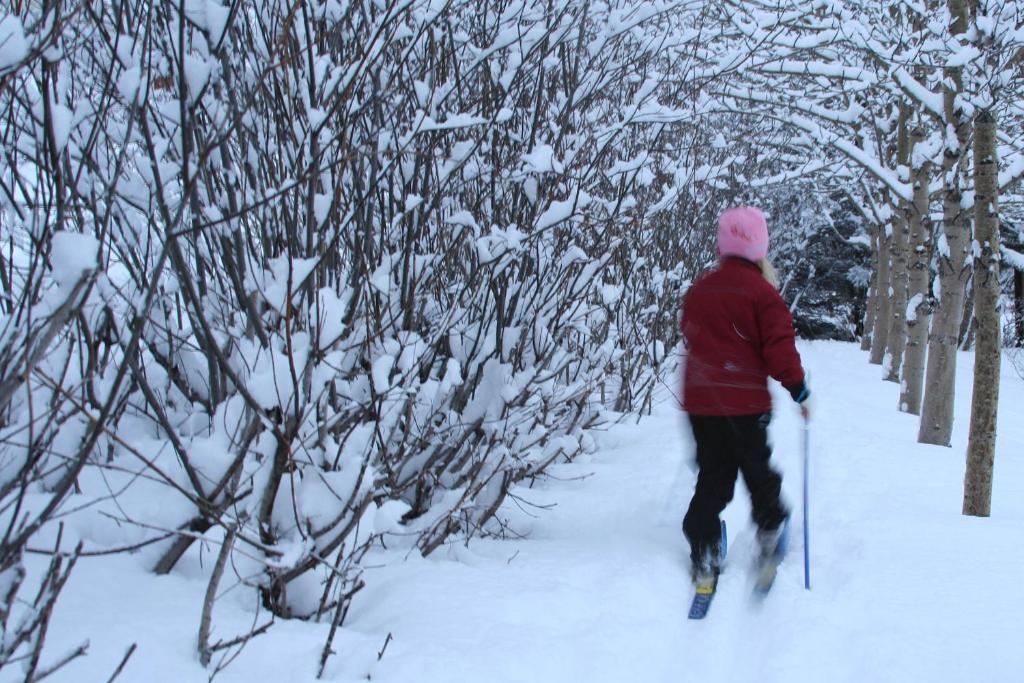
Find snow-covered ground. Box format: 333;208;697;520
31;342;1024;682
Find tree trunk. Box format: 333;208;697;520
884;106;912;382
963;109;1000;517
860;287;875;350
917;191;969;446
1015;270;1023;346
861;230;879;351
899;128;932;415
869;227;892;366
959;276;975;349
918;0;971;446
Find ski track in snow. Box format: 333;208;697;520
32;342;1024;682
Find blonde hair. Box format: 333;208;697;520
757;258;779;289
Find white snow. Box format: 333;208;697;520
1000;153;1024;191
49;231;99;290
846;232;871;248
890;67;944;119
183;54;213;103
418;113;488;132
1001;246;1024;272
117;67;143;101
536;197;577;230
521;144;564;174
34;341;1024;681
906;293;924;321
0;15;28;70
50;102;74;154
444;209;479;231
260;255;319;313
945;45;981;68
203;0;231;44
371;354;395;392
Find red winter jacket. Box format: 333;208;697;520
681;258;806;416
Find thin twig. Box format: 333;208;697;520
29;642;88;682
106;643;137;683
377;632;393;662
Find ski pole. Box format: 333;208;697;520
802;416;811;590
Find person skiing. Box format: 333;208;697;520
680;206;811;591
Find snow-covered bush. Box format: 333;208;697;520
0;5;103;678
5;0;834;675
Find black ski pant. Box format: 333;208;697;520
682;412;789;568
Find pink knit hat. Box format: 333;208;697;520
717;206;769;261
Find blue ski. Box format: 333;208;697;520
687;520;727;620
687;581;716;619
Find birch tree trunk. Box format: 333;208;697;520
861;230;879;351
884;106;912;382
869;227;892;366
918;0;971;446
963;109;1000;517
1015;271;1024;345
899;124;932;414
959;281;975;349
917;178;970;446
